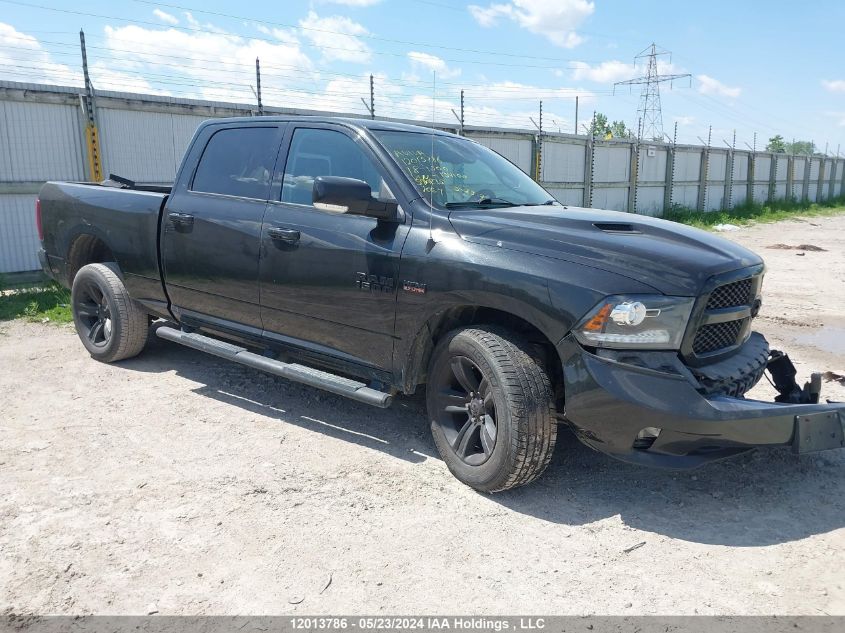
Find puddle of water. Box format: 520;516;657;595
796;327;845;356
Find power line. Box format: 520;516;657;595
130;0;605;64
1;31;608;92
0;0;595;70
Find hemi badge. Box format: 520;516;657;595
402;281;427;295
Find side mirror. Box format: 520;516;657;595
312;176;399;221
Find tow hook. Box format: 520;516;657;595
766;350;822;404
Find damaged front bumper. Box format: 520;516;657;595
557;334;845;468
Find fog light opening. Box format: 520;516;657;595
633;426;662;450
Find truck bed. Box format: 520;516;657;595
39;181;170;313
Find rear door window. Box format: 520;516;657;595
192;127;280;200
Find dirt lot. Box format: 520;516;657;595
1;215;844;616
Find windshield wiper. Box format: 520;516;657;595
523;199;558;206
445;197;518;208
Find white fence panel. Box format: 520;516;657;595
732;153;749;181
637;186;664;216
730;185;746;208
0;194;39;273
0;101;85;182
705;184;725;211
638;147;667;182
674;150;701;182
591;187;628;211
541;140;584;183
673;184;698;208
468;134;533;175
93;108;215;183
754;155;771;182
774;156;789;181
546;187;583;206
592;145;629;183
708;152;727;180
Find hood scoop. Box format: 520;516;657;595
593;222;640;233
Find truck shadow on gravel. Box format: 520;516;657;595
123;335;845;548
493;432;845;546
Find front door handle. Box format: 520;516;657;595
268;227;301;244
169;212;195;227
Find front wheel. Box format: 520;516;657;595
426;326;557;492
71;263;149;363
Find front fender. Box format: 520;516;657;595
392;224;663;391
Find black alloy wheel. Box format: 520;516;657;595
74;279;113;347
431;355;499;466
426;326;558;492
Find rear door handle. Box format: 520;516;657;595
169;212;194;227
268;227;301;244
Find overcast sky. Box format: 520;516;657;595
1;0;844;151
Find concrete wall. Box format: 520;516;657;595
2;79;844;273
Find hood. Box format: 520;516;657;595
448;205;763;296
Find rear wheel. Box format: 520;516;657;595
71;263;149;362
426;326;557;492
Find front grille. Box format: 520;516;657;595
706;278;752;309
692;318;749;354
684;271;762;364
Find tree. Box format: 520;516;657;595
766;136;816;155
766;135;786;153
588;112;610;138
786;140;816;155
609;120;633;139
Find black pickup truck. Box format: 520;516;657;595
37;116;845;491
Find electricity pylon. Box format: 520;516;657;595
615;43;690;141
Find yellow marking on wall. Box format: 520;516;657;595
85;124;103;182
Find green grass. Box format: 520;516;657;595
665;196;845;230
0;283;73;323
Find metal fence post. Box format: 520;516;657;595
79;29;103;182
786;154;795;201
663;142;675;214
817;157;826;201
697;147;709;211
724;149;734;209
627;140;640;213
802;156;810;201
583;135;594;207
530;135;540;183
768;153;777;203
746;151;755;205
840;158;845;197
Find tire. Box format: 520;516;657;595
71;262;149;363
426;326;557;492
691;331;770;397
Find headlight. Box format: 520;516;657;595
573;295;694;349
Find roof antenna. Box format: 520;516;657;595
427;70;436;248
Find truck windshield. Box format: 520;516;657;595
373;131;557;209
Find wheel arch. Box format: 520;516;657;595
65;230;118;286
399;304;564;403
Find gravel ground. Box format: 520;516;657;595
1;215;844;616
